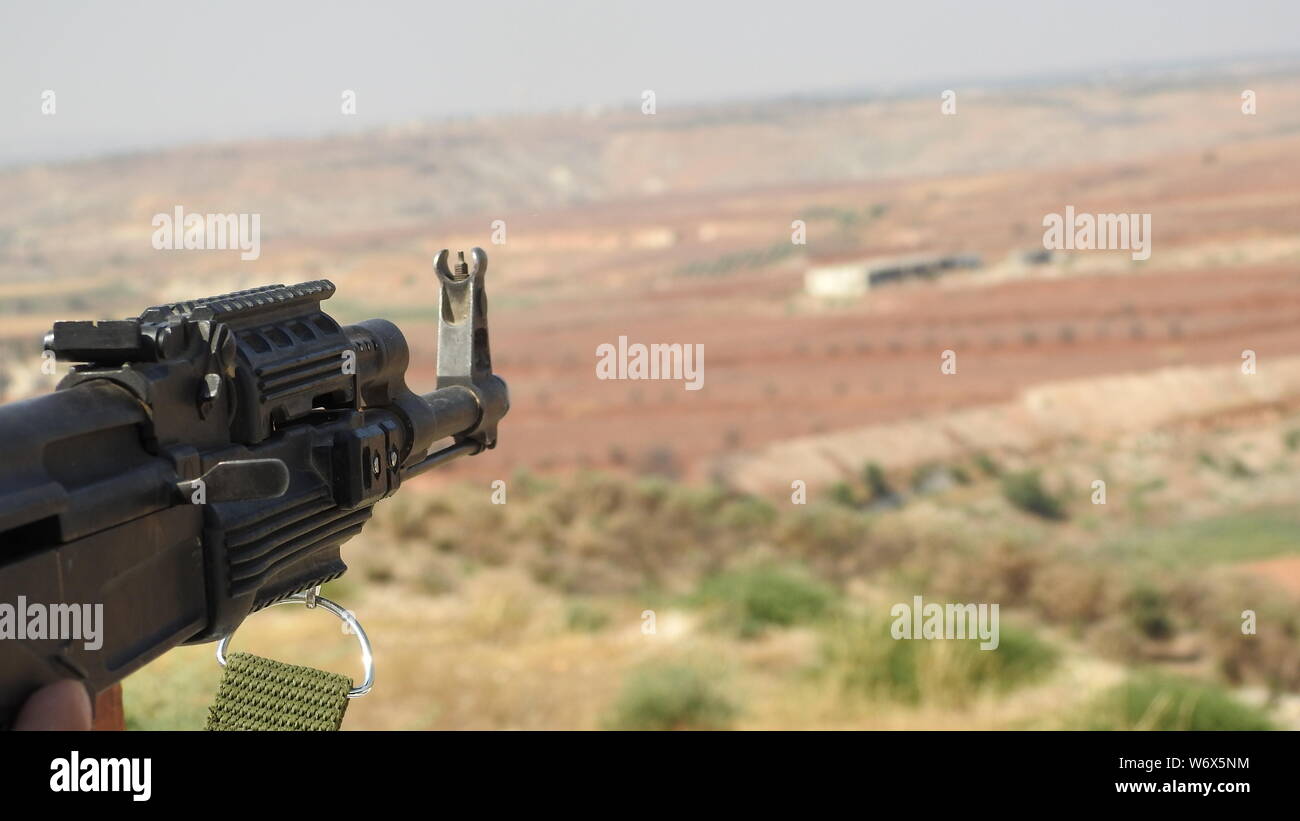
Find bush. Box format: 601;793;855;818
1029;561;1113;627
1199;584;1300;694
716;495;778;531
975;625;1061;690
1285;429;1300;452
1084;674;1274;730
1226;458;1254;479
864;462;893;500
565;601;611;633
972;452;1001;477
827;481;860;509
824;616;921;703
692;565;835;638
1125;583;1174;641
603;664;738;730
1001;470;1066;520
820;615;1058;706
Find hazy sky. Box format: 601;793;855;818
3;0;1298;165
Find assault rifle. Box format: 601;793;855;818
0;248;508;727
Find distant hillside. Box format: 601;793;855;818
3;69;1300;286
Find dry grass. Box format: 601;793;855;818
124;412;1300;730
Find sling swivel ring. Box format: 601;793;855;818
215;589;375;698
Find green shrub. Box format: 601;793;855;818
972;452;1001;477
693;565;835;638
1084;674;1274;730
772;506;877;574
978;625;1060;688
820;615;1058;705
864;462;893;500
603;664;738;730
1285;429;1300;452
716;495;778;531
821;616;921;703
1001;470;1066;520
827;481;859;509
565;601;611;633
1226;458;1254;479
1125;583;1174;640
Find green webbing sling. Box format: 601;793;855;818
206;652;351;731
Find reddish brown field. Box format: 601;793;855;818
402;134;1300;485
5;81;1300;490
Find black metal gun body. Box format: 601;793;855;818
0;249;507;726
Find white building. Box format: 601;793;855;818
804;253;981;298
